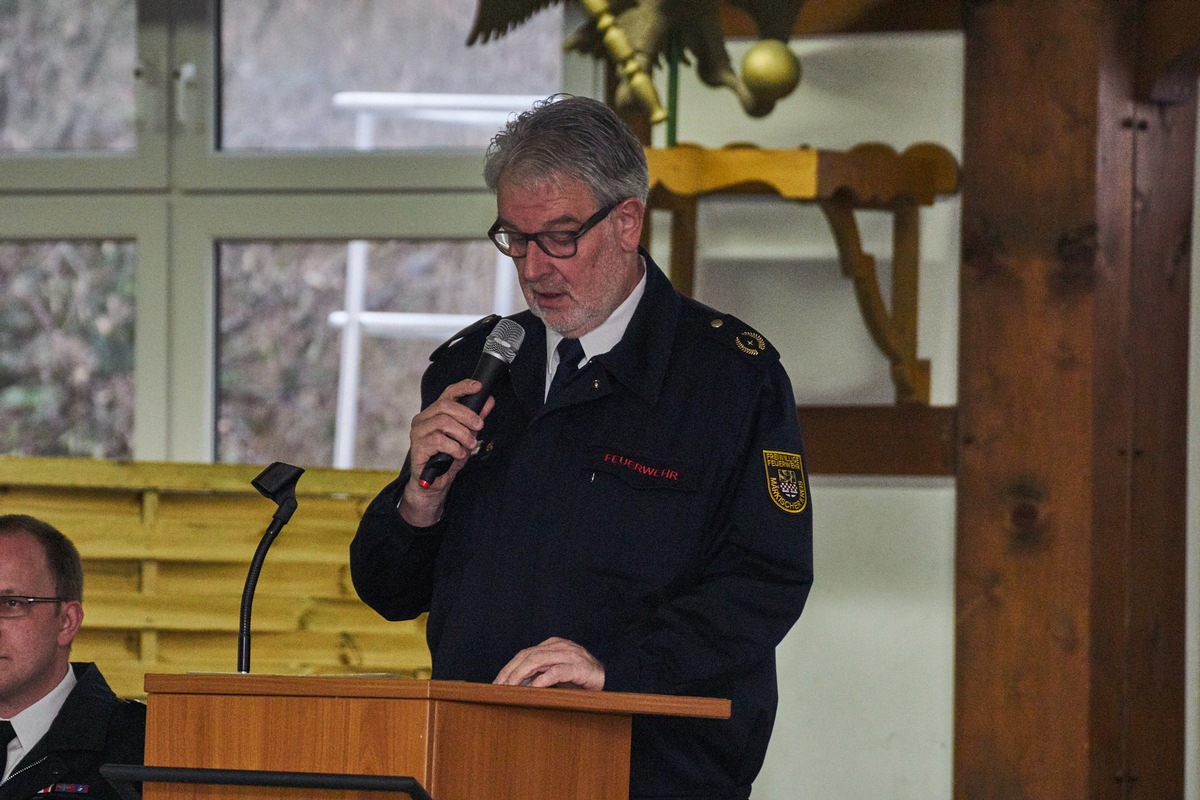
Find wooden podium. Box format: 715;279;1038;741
133;673;730;800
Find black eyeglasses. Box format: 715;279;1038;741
488;201;620;259
0;596;66;619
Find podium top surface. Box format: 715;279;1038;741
144;673;730;720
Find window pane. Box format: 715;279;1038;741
220;0;562;151
0;0;137;152
0;242;136;458
216;240;524;469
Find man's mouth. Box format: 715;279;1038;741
533;288;569;306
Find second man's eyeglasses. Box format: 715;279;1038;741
0;596;66;618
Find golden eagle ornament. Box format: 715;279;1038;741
468;0;805;123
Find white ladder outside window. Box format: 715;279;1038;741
328;93;541;468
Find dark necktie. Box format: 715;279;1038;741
547;337;585;401
0;720;16;779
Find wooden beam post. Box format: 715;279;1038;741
956;1;1192;797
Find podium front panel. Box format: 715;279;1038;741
145;693;432;800
430;701;630;799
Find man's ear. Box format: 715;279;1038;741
613;197;646;252
56;601;83;648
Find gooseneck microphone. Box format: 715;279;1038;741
418;318;525;488
238;461;304;674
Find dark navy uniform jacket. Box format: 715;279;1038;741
352;253;813;800
0;663;145;800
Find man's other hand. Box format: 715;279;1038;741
493;636;605;691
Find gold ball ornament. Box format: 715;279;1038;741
740;40;801;102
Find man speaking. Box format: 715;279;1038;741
351;94;813;800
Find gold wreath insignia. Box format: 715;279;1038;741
736;331;767;356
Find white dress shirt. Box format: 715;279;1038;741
2;664;77;782
544;259;648;398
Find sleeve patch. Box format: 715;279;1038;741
764;450;808;513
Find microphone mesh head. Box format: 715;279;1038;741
482;318;526;365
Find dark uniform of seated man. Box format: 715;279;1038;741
0;515;145;800
351;95;813;800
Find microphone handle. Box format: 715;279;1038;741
417;355;508;488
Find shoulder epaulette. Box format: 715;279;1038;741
699;311;781;365
430;314;501;362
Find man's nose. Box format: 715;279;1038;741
516;244;555;281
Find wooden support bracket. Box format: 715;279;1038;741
645;142;958;404
818;196;929;403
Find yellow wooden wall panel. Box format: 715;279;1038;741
292;599;418;633
84;560;143;592
72;630;141;661
0;456;428;699
83;594;304;632
2;491;147;544
86;637;432;699
153;629;429;662
144;497;361;563
154;562;351;598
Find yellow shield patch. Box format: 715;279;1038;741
763;450;807;513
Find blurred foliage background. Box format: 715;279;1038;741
0;242;136;458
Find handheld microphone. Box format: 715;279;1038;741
418;318;525;488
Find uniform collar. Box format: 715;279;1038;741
17;664;117;764
591;250;679;406
4;663;76;780
543;258;648;392
509;249;679;411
